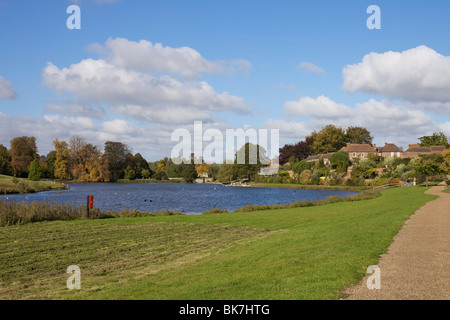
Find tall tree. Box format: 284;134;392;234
0;144;12;175
28;158;44;181
345;126;374;145
310;125;347;155
53;139;71;180
233;143;267;180
103;141;130;181
182;153;198;183
419;132;449;147
9;136;38;177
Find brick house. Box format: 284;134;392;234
376;143;403;158
339;143;377;161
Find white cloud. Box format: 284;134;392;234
43;58;249;123
298;62;325;74
275;96;441;149
0;76;17;99
284;95;352;118
343;45;450;104
87;38;252;80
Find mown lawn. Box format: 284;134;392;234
0;186;436;300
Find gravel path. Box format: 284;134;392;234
343;185;450;300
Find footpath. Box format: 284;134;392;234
344;185;450;300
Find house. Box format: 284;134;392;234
403;144;446;158
305;153;334;165
339;143;377;161
376;143;403;158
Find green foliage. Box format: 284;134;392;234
0;145;12;176
419;132;449;147
292;160;314;174
124;166;136;180
28;159;43;181
310;124;347;154
330;151;350;171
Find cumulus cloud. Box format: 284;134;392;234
43;58;249;123
284;95;352;118
0;76;17;99
298;62;325;74
273;96;441;149
87;38;252;80
343;45;450;104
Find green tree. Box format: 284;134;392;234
124;166;136;180
0;144;12;175
28;158;44;181
9;136;38;177
216;162;235;183
413;154;448;186
233;143;267;180
330;151;350;172
345;126;373;145
418;132;449;147
292;160;314;174
182;153;198;183
310;125;347;155
46;151;57;178
103;141;130;181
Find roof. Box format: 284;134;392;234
305;153;334;161
405;145;446;154
340;143;376;153
380;143;403;153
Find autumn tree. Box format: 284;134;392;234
53;139;71;180
9;136;38;177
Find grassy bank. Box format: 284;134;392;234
0;174;68;195
248;182;369;192
0;186;436;300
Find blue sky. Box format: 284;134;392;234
1;0;450;161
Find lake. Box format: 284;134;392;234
0;183;358;215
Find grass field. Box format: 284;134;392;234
0;186;436;300
0;174;67;194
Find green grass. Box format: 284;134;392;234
0;186;436;300
443;188;450;194
0;174;67;194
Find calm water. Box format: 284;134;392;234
0;183;358;215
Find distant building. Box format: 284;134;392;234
403;144;446;158
305;153;334;165
376;143;403;158
339;143;377;161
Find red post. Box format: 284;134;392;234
86;195;94;218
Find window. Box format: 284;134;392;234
397;152;401;157
391;152;394;157
352;152;356;158
361;152;365;158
